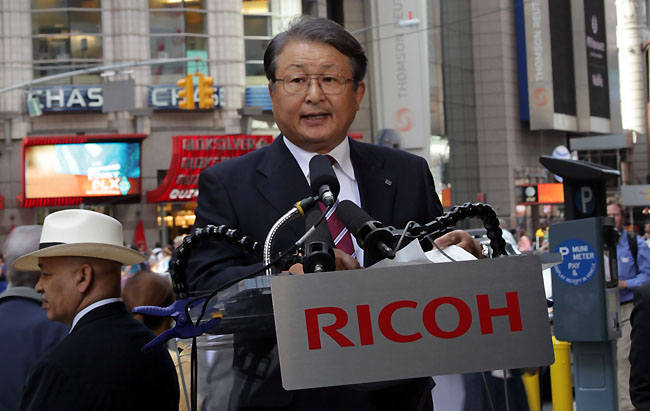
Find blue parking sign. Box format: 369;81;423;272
553;239;598;286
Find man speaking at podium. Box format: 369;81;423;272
188;15;479;411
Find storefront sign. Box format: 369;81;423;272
147;85;223;110
27;86;104;112
621;185;650;206
147;134;273;203
517;183;564;205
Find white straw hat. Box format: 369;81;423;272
13;209;146;271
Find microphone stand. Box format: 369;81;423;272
409;202;508;257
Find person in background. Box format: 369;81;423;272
643;221;650;248
152;245;173;274
0;253;7;293
630;283;650;411
517;229;532;252
173;235;185;249
122;269;200;411
14;209;179;411
607;199;650;411
0;225;69;411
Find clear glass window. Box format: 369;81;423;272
149;2;208;84
31;1;102;84
243;2;272;85
244;39;269;61
244;15;271;36
242;0;271;13
148;0;204;9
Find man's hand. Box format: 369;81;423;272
333;248;362;271
619;280;628;290
287;263;305;275
286;249;362;274
434;230;482;258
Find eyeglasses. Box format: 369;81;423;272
274;74;354;95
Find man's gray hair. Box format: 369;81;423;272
2;225;43;288
263;15;368;87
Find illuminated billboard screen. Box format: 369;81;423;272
25;142;141;199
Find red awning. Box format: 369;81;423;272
147;134;273;203
0;192;4;209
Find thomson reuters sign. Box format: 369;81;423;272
395;107;415;132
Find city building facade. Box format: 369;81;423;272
0;0;642;248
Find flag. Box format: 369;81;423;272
134;219;147;251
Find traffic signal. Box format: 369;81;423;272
197;73;215;109
177;75;195;110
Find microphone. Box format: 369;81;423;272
302;207;335;273
336;200;397;261
309;155;340;206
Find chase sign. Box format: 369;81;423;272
147;85;223;110
27;86;103;112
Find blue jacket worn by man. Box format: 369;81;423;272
616;230;650;303
615;227;650;411
0;287;68;411
187;136;443;411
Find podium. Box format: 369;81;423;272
190;254;555;391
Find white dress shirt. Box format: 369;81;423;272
70;297;122;333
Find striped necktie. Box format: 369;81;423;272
318;200;356;257
317;155;356;257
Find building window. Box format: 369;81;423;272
31;0;103;85
149;0;208;85
243;0;272;85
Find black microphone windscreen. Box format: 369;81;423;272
309;155;340;198
305;207;334;247
336;200;373;237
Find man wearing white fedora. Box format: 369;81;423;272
14;209;179;411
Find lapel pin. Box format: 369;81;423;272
385;179;392;186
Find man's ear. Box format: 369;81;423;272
77;264;94;294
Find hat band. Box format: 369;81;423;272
39;242;64;249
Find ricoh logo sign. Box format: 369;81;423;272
271;257;554;390
304;293;522;350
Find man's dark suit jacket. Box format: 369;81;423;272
19;301;179;411
187;136;443;411
0;287;68;411
631;283;650;411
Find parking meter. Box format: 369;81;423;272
539;156;621;411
